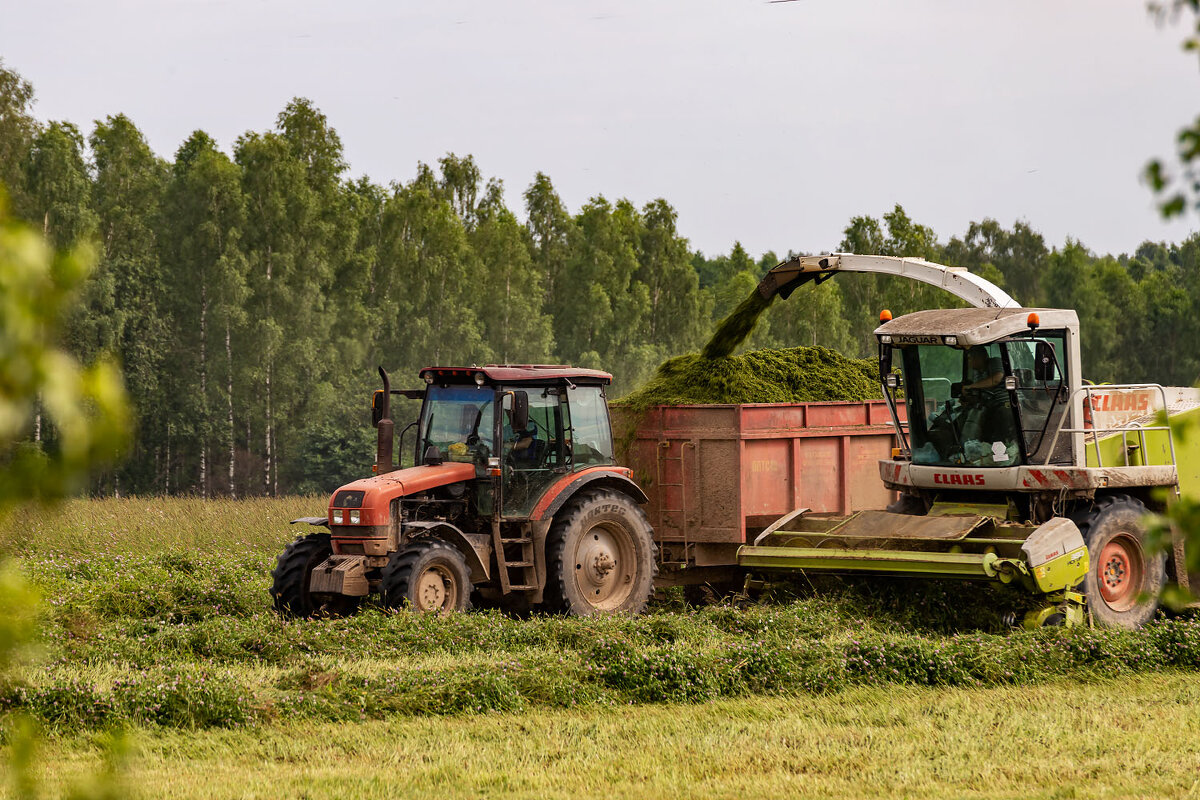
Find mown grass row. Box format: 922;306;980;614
3;497;1200;735
2;546;1199;732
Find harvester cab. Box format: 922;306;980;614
272;364;657;618
743;254;1200;629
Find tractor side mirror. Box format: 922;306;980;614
511;391;530;432
1034;342;1056;382
878;344;892;384
371;390;385;428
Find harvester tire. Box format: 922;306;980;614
381;540;473;614
1077;495;1165;629
271;532;360;618
544;489;657;616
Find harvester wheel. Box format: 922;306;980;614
271;532;360;618
381;540;473;614
544;489;657;616
1077;495;1165;629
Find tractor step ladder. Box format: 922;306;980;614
494;531;538;594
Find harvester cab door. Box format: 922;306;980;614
1004;330;1070;462
501;388;565;517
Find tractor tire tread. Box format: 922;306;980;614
381;539;473;612
543;488;658;616
271;532;336;617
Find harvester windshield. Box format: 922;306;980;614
896;334;1066;467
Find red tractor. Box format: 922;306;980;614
271;365;657;615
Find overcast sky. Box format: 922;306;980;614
4;0;1198;257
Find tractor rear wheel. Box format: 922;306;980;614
1077;495;1165;629
544;489;657;616
381;540;473;613
271;532;360;618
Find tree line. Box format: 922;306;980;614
2;60;1198;497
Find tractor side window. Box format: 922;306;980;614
501;388;564;517
565;385;615;468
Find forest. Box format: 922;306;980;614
3;60;1198;498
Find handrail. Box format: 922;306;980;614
1043;383;1180;497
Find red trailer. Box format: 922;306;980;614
613;401;903;581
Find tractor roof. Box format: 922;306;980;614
420;364;612;386
874;307;1078;346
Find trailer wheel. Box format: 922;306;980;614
1077;495;1165;629
381;540;473;613
544;489;657;616
271;532;360;618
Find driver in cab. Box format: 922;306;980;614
503;409;537;466
963;346;1004;401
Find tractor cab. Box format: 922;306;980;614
401;365;619;517
876;307;1081;470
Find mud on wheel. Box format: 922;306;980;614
1077;494;1166;629
381;540;473;613
271;532;360;618
544;489;657;616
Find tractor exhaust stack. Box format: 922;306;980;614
375;366;394;474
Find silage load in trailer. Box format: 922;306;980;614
615;346;882;411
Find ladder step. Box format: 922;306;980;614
500;537;532;544
506;560;534;568
507;584;537;591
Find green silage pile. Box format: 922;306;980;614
616;346;881;411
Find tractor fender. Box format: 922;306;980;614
402;520;492;583
531;468;649;521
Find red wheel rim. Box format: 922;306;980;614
1097;535;1144;611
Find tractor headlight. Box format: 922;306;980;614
944;336;958;346
332;509;344;524
349;510;361;524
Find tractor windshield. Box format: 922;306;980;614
419;385;495;464
898;344;1021;467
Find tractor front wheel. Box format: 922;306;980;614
271;532;360;618
545;489;657;616
381;540;473;613
1077;495;1165;629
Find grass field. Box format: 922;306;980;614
3;497;1200;798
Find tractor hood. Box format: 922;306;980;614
328;462;477;527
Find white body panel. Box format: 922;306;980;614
880;459;1178;493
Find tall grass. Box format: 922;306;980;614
1;495;323;556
